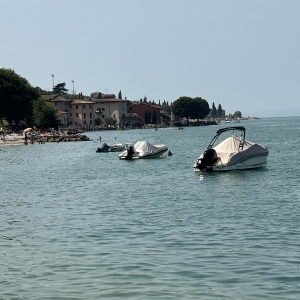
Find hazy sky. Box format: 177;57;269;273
1;0;300;117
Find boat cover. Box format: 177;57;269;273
134;141;160;154
101;143;110;152
213;135;268;166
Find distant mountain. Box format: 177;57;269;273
246;109;300;118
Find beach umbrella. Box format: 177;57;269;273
23;128;32;133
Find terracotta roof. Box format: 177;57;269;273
90;98;129;103
71;99;95;104
132;102;161;109
42;94;70;102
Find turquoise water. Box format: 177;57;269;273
1;117;300;299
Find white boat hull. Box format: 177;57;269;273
119;147;168;159
119;141;168;160
193;156;268;172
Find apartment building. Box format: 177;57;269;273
43;93;142;128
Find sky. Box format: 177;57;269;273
1;0;300;117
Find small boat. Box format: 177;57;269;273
119;141;168;159
108;143;125;152
193;126;268;172
96;143;110;152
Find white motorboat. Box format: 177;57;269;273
193;126;268;172
119;141;168;159
109;143;125;152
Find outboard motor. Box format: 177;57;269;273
125;145;135;160
196;148;218;171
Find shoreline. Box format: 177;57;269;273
0;140;25;146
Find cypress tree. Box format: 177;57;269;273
211;102;217;117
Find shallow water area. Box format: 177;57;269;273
1;117;300;299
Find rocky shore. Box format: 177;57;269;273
38;133;90;143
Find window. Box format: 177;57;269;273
65;109;68;112
83;105;86;109
70;113;72;116
69;105;72;108
113;114;115;118
102;115;104;118
90;113;92;118
76;113;79;117
89;105;92;109
84;113;86;119
90;120;92;124
76;105;78;109
55;102;57;106
102;108;105;111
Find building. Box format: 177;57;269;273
42;94;72;127
69;99;95;127
131;102;161;125
42;94;72;113
43;93;142;128
91;96;142;128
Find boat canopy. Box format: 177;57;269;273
213;135;269;166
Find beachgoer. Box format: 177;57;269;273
99;136;102;142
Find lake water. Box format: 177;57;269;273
1;117;300;299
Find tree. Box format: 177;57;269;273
148;111;152;124
152;110;157;124
0;68;39;125
118;90;122;99
53;82;68;94
217;104;223;118
171;96;194;125
161;101;171;114
33;98;60;128
234;110;242;118
95;117;102;126
190;97;210;121
144;111;149;124
104;117;117;127
211;102;217;117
